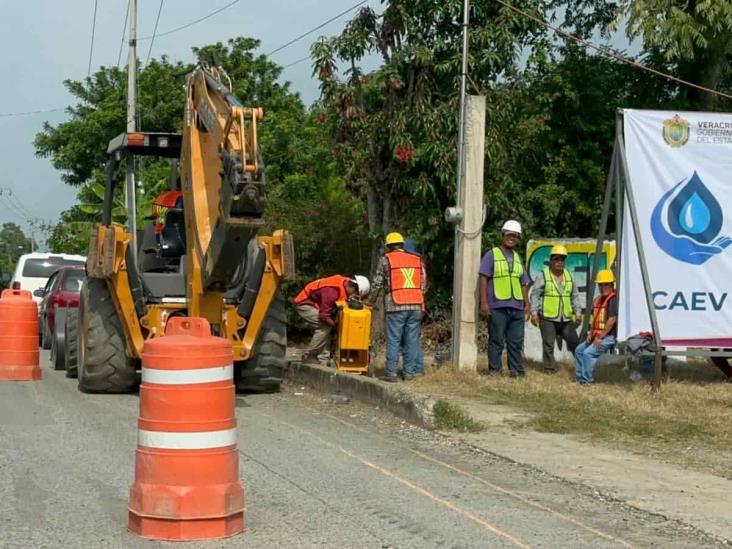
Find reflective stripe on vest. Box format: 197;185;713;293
386;250;424;306
541;268;573;320
294;275;349;307
591;291;617;336
492;247;524;301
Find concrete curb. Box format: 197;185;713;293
285;361;437;429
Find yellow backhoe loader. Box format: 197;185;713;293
65;63;294;393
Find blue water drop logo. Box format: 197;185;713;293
650;171;731;265
666;171;723;244
678;192;710;235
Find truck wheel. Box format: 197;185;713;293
77;278;137;393
65;309;79;378
235;291;287;392
51;308;68;371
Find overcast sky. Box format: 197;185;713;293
0;0;382;241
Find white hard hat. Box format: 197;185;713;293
501;220;522;234
353;275;370;297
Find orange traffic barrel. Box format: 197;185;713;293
0;289;41;381
128;317;244;541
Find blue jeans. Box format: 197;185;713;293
385;310;423;378
575;336;615;384
488;308;525;375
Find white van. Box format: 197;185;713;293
11;253;87;304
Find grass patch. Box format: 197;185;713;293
433;399;484;432
417;361;732;476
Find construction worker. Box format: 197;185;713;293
575;269;618;385
529;245;581;373
479;220;531;377
371;232;427;382
295;274;371;364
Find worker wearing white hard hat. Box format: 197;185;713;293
294;274;370;364
478;220;531;377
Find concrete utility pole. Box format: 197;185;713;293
452;95;486;370
448;0;487;370
126;0;138;267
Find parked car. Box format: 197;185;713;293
38;266;86;350
10;253;86;305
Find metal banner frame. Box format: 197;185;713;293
588;110;732;390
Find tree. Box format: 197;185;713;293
0;223;32;288
312;0;551;301
36;37;361;287
620;0;732;109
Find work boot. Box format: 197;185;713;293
382;375;398;383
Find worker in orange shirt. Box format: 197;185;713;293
294;274;370;364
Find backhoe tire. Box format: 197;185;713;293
65;309;79;378
77;278;137;393
235;291;287;393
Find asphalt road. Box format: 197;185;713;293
0;352;724;548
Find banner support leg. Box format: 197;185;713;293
616;119;664;392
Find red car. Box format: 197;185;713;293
38;266;85;350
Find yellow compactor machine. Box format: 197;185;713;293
65;63;294;393
332;298;373;376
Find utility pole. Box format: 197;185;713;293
126;0;138;267
447;0;487;370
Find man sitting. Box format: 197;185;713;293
575;269;617;385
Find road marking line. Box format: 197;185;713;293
306;405;634;548
269;415;530;548
138;428;236;449
141;364;233;385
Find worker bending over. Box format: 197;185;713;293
529;245;581;373
371;232;427;382
295;274;370;364
575;269;617;385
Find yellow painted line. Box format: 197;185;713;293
305;405;635;549
267;413;531;548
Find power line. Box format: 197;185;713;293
137;0;242;41
282;55;311;69
0;108;63;118
495;0;732;102
265;0;369;57
145;0;165;65
87;0;99;77
0;189;38;221
117;0;130;69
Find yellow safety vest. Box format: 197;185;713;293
492;247;524;301
541;268;573;320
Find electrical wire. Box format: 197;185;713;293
117;0;130;69
265;0;369;57
0;108;62;118
137;0;242;41
0;189;38;221
145;0;165;65
0;190;34;223
495;0;732;101
87;0;99;77
282;55;311;69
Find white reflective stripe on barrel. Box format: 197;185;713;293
138;428;237;450
141;364;233;385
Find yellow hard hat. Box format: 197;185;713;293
596;269;615;284
550;245;568;257
385;232;405;246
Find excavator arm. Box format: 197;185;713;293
179;63;294;350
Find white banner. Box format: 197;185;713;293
619;109;732;344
